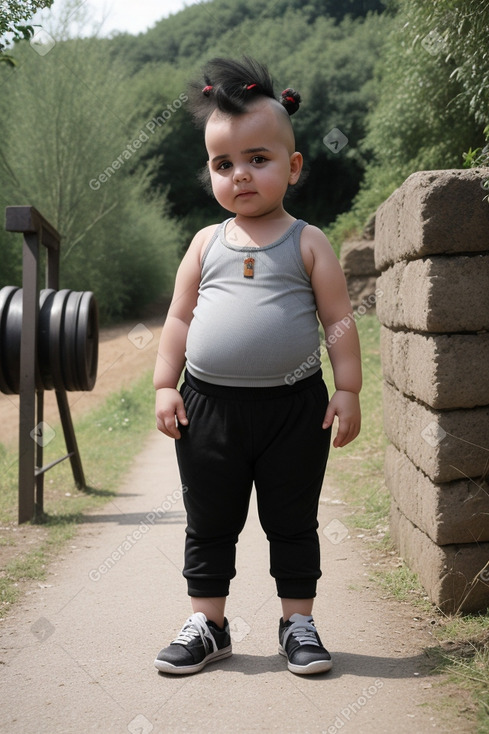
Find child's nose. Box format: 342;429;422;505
233;164;250;182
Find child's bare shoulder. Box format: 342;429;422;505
170;224;221;314
299;224;337;276
188;223;221;263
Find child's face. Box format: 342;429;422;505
204;100;302;220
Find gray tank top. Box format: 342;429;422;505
185;218;322;387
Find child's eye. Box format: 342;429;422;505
217;161;232;170
251;156;267;164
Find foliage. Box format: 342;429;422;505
0;0;389;305
120;6;390;240
0;0;53;63
4;0;488;314
118;0;385;70
0;0;53;32
427;616;489;732
0;37;181;321
337;0;489;238
463;136;489;169
463;125;489;205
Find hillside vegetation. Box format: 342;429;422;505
0;0;487;319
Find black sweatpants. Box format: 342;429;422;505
175;369;331;599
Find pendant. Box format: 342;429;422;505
243;256;255;278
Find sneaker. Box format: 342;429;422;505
278;613;333;675
154;612;232;675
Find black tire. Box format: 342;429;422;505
62;290;83;391
38;288;56;390
0;286;20;395
3;288;23;394
75;291;98;391
48;289;71;391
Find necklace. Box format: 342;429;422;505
226;221;256;277
243;256;255;278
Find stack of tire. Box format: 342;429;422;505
0;287;98;394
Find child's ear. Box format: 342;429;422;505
288;152;303;185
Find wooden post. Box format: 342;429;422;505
17;231;40;523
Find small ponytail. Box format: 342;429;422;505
281;88;301;116
188;56;302;127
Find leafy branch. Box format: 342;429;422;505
0;1;53;65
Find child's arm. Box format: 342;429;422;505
153;227;212;439
302;226;362;448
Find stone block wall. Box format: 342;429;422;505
340;216;380;309
375;168;489;613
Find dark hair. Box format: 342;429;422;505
188;56;301;128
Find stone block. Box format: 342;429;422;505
375;168;489;271
376;255;489;332
345;276;379;310
390;502;489;613
340;238;380;309
340;239;378;276
382;382;489;483
385;444;489;545
380;327;489;409
362;213;375;241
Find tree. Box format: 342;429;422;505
328;0;489;245
121;6;387;237
0;0;54;64
120;0;384;70
0;37;182;321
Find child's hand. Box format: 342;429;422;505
322;390;361;448
155;388;188;439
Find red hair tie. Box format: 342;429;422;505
202;85;213;96
246;83;257;90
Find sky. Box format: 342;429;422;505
31;0;203;37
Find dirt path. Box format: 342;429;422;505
0;431;475;733
0;314;476;732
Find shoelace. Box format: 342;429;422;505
283;621;320;649
171;614;217;651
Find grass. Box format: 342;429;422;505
425;616;489;734
323;314;489;732
0;369;156;617
372;564;433;610
322;313;389;531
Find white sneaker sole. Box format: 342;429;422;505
278;645;333;675
155;645;232;675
